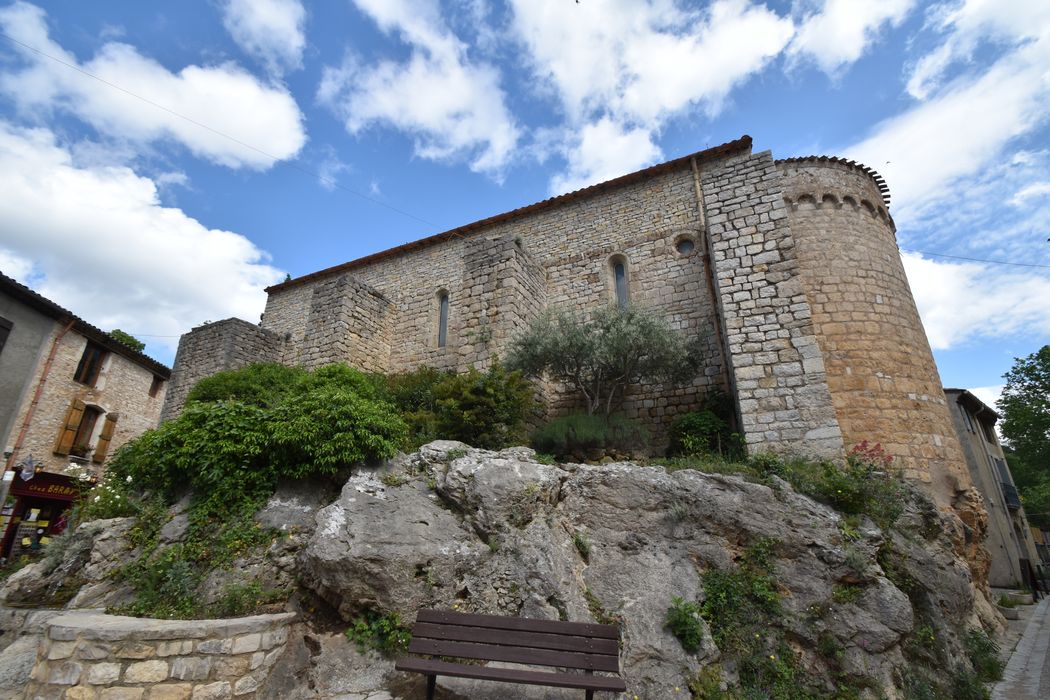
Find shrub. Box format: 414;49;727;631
666;596;705;653
382;363;533;450
345;610;412;655
186;363;309;408
531;413;648;460
668;409;743;459
965;629;1003;683
506;305;700;417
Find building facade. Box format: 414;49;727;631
0;272;170;558
163;136;974;508
944;389;1041;587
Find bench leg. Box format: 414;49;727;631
585;692;594;700
426;674;436;700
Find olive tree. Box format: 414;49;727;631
506;305;700;417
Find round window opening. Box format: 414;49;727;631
675;238;696;255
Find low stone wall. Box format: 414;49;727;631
24;611;295;700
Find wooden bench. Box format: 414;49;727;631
395;608;626;699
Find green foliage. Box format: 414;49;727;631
584;587;618;626
531;413;649;460
573;532;591;562
77;470;140;521
668;392;744;459
209;582;290;618
699;538;781;653
108;329;146;352
506;304;699;417
381;363;533;450
832;583;863;604
104;363;402;619
186;363;309;408
109;364;406;520
666;596;705;653
345;610;412;655
998;346;1050;475
964;629;1003;683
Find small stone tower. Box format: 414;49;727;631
777;157;970;505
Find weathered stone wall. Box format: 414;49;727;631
701;151;843;457
160;319;285;423
297;274;395;372
8;326;167;477
258;160;734;445
779;158;970;498
24;611;295;700
0;293;53;456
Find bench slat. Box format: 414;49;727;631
395;657;627;692
417;609;619;639
412;621;620;656
408;637;620;673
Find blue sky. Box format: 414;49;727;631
0;0;1047;410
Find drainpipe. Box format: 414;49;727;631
4;317;76;471
690;156;736;409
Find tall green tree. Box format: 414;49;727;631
998;346;1050;470
998;346;1050;528
506;305;699;417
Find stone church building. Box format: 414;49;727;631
163;136;973;508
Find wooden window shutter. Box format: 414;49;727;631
92;413;119;464
54;398;86;456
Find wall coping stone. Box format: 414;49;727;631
45;612;296;642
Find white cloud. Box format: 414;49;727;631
788;0;915;74
1011;182;1050;206
845;37;1050;222
0;122;284;358
906;0;1050;100
318;0;519;176
316;147;351;192
0;1;306;170
509;0;793;190
549;118;662;195
221;0;306;75
903;252;1050;350
0;248;35;283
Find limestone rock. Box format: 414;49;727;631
297;442;985;697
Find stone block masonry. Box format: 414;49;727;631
701;150;843;457
161;135;975;493
23;611;295;700
160;319;285;423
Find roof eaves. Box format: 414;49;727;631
0;271;171;377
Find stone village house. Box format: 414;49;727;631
164;136;979;514
0;272;170;559
944;389;1041;588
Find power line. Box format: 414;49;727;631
0;31;440;230
902;249;1050;270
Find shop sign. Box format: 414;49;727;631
8;470;80;501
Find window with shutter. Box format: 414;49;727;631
74;340;107;386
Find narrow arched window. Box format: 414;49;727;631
437;291;449;348
613;261;628;309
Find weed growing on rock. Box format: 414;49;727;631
665;596;705;653
832;583;864;605
507;482;542;528
573;531;591;562
345;610;412;655
585;587;618;627
446;448;468;461
380;471;409;487
964;629;1003;683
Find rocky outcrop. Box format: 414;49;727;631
296;441;1002;698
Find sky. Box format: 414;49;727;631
0;0;1047;412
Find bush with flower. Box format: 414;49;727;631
76;470;139;521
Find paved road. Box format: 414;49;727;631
993;595;1050;700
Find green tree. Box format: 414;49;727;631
506;305;699;417
999;346;1050;472
109;329;146;352
998;346;1050;528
